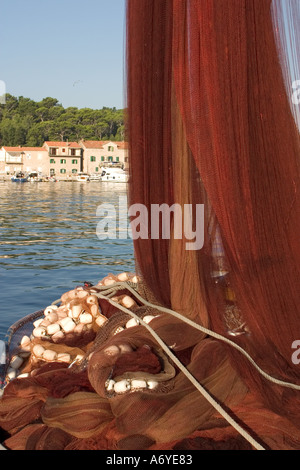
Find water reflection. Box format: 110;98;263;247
0;181;134;338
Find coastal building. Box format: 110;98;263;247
80;140;129;174
43;141;83;179
0;140;128;179
0;146;48;176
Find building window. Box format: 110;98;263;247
101;156;105;162
50;149;57;156
95;167;99;172
60;169;66;174
50;159;56;164
108;156;113;162
108;146;114;152
116;157;119;162
70;149;76;156
90;156;96;162
62;148;65;153
50;169;55;176
72;159;78;164
60;159;66;164
72;169;78;174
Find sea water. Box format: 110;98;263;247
0;180;134;340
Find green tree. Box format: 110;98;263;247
26;121;53;146
38;97;61;109
2;94;18;115
17;96;37;117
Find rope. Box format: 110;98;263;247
95;289;265;451
93;281;300;391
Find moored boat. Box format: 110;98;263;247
27;172;43;182
100;167;128;182
76;172;90;182
89;173;102;181
11;172;28;183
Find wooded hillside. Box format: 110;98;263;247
0;94;125;146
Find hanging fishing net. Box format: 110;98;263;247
1;0;300;450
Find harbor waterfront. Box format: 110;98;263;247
0;180;134;340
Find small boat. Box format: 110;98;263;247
11;172;28;183
28;172;43;182
89;173;102;181
76;172;90;182
100;168;128;182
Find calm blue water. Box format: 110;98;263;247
0;181;134;340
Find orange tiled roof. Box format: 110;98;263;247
44;141;81;148
3;146;46;152
80;141;109;149
116;142;128;149
81;140;128;149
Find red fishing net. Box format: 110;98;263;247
1;0;300;450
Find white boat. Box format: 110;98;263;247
76;172;90;182
28;172;43;182
89;173;102;181
100;168;128;182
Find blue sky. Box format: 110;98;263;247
0;0;126;109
